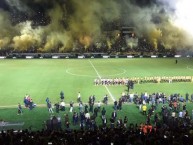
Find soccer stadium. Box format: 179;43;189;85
0;0;193;145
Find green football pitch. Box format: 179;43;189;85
0;58;193;130
0;58;193;106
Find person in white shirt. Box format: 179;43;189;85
60;101;65;111
179;111;183;118
70;101;74;112
130;93;134;103
77;92;81;102
172;112;176;118
85;112;90;119
97;101;101;111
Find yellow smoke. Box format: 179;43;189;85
1;0;193;52
148;28;162;50
0;37;10;48
68;0;120;49
12;21;43;51
0;9;17;48
79;35;92;49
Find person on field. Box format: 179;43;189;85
142;104;147;115
17;103;23;115
60;91;64;101
97;101;101;111
46;97;50;107
186;93;189;103
77;92;81;103
103;94;108;105
69;101;74;112
60;101;65;111
48;102;54;113
111;110;117;121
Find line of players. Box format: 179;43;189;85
94;76;193;86
94;78;134;86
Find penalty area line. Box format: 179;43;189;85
89;60;115;101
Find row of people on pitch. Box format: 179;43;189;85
94;76;193;85
94;78;135;85
139;76;192;83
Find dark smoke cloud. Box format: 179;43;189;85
0;0;192;52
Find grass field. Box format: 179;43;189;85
0;58;193;130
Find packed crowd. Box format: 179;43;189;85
1;122;193;145
10;91;193;145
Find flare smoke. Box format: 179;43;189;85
0;0;192;52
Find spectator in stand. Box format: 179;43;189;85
154;113;159;126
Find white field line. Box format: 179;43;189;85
89;60;115;101
0;102;117;109
0;104;46;109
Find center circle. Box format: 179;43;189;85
66;66;126;78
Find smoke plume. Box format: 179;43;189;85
0;0;193;52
